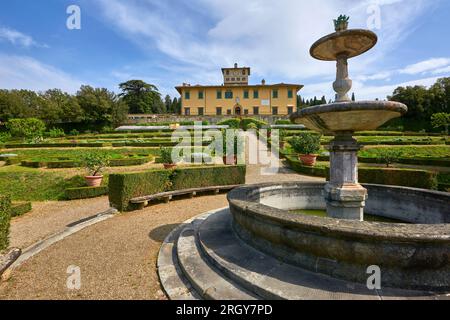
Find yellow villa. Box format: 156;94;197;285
175;64;303;117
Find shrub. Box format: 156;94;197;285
82;153;110;176
6;118;46;141
109;170;172;211
290;132;322;155
240;118;268;130
65;186;109;200
10;202;32;217
358;168;438;190
377;148;404;167
69;129;80;136
47;161;81;169
218;118;241;129
171;166;246;190
48;127;66;138
160;147;175;164
246;123;258;130
108;166;246;211
285;156;327;177
275;120;292;125
0;132;11;143
0;195;11;252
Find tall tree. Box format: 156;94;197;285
119;80;163;114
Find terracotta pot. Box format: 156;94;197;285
163;163;177;170
85;175;103;187
298;154;318;167
223;155;237;165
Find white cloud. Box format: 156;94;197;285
95;0;433;84
400;58;450;75
0;54;83;93
0;27;46;48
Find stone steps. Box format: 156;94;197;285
175;213;258;300
158;208;445;300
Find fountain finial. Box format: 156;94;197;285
334;15;349;32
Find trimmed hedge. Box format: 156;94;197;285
285;156;327;177
11;202;32;217
47;160;81;169
65;186;109;200
109;170;172;211
5;143;108;149
21;160;47;168
109;165;246;212
316;155;450;168
0;195;11;251
109;157;151;167
171;166;246;191
285;156;439;190
358;168;438;190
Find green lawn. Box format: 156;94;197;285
359;146;450;159
0;147;160;162
0;166;85;201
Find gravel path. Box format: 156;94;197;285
0;166;323;300
9;197;110;250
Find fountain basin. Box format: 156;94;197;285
290;101;408;135
310;29;378;61
228;182;450;292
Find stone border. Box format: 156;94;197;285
228;182;450;291
4;208;117;273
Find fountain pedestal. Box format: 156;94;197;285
324;133;367;220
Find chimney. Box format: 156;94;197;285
234;63;238;68
261;79;266;85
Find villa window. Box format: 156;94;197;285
198;107;204;116
244;109;249;115
288;90;293;99
253;90;259;99
185;108;191;116
243;90;249;99
242;70;246;75
253;107;259;115
272;107;278;115
231;78;235;81
273;90;279;99
225;91;233;99
287;106;294;115
227;109;232;115
216;107;222;115
185;91;190;100
198;91;204;99
217;90;222;99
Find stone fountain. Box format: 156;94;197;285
158;17;449;300
291;16;407;220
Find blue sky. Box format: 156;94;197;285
0;0;449;100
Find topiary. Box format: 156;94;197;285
290;132;322;155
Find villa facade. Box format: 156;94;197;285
175;64;303;117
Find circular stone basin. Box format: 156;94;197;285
228;182;450;292
310;29;378;61
290;101;408;135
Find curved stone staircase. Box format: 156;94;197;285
158;208;444;300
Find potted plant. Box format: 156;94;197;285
82;153;109;187
290;132;322;166
160;147;177;169
334;14;350;32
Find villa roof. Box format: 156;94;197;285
175;83;304;94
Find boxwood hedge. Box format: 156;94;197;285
358;167;438;190
109;165;246;211
0;195;11;251
11;202;32;217
65;186;109;200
